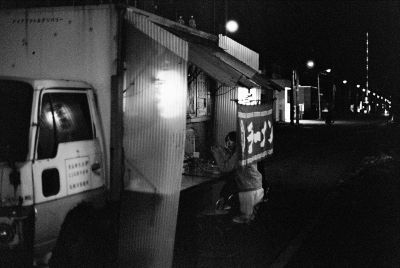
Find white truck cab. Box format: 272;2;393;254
0;77;108;266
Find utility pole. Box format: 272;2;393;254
290;70;295;125
291;70;299;125
317;74;321;119
295;70;300;125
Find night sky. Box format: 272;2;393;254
160;0;400;99
3;0;400;99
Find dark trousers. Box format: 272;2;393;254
219;173;238;200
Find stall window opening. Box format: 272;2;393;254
186;64;213;120
185;65;216;161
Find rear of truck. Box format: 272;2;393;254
0;4;118;265
0;77;110;265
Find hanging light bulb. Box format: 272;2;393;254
226;20;239;33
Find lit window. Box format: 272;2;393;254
238;87;258;105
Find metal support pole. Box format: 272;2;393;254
332;84;336;110
290;70;295;125
295;71;299;125
317;74;321;119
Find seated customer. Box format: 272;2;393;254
211;131;264;223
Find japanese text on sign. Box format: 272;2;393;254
237;104;274;166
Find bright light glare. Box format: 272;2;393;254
325;69;331;73
45;111;53;124
226;20;239;33
342;80;347;84
155;70;184;118
356;84;360;88
306;60;315;69
45;110;62;126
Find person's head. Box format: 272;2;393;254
224;131;236;152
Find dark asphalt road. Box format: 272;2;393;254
287;159;400;268
173;117;400;267
286;122;400;267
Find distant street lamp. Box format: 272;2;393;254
317;68;332;119
342;80;348;84
306;60;315;69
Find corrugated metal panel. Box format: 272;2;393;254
126;7;187;59
214;84;238;145
218;34;259;70
120;10;188;268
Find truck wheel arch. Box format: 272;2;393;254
49;202;98;267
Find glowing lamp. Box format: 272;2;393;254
226;20;239;33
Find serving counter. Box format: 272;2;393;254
181;174;222;191
181;163;223;191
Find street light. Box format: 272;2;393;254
225;20;238;33
317;68;332;119
306;60;315;69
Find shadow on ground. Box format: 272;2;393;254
173;118;400;267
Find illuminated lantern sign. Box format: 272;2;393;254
237;104;273;166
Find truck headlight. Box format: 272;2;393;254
0;223;14;244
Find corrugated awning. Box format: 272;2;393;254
188;42;272;90
188;43;258;88
212;47;273;90
151;19;273;90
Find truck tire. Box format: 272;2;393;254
49;202;103;268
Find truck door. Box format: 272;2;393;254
32;89;104;255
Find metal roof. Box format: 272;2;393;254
188;42;259;89
127;7;273;90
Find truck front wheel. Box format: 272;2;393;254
49;202;107;268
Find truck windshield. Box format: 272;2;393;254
0;80;33;162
